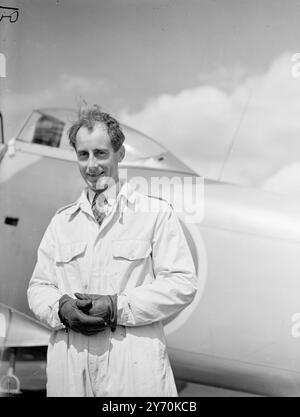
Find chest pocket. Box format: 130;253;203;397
54;242;87;291
55;241;87;263
112;240;151;260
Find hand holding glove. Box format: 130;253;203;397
75;293;118;332
58;294;108;335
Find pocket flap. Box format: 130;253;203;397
112;240;151;260
55;241;87;263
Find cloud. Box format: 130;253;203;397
119;52;300;190
120;85;240;181
197;65;247;91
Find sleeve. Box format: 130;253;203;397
27;220;64;330
117;203;198;326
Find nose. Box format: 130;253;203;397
87;154;98;170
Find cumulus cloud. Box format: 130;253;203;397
197;65;247;91
119;52;300;192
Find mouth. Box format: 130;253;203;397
86;172;104;181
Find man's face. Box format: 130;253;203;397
75;123;125;191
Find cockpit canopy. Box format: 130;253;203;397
16;108;194;174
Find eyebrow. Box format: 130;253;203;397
76;148;108;153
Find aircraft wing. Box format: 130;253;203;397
0;303;50;348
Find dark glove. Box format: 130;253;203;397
58;294;108;336
75;293;118;332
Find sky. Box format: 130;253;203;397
1;0;300;193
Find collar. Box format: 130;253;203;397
88;180;121;207
63;180;137;217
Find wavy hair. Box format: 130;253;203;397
68;104;125;152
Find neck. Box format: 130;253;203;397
88;179;121;203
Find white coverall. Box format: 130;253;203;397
27;181;197;397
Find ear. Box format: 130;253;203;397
117;145;125;162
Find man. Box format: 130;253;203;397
27;105;197;397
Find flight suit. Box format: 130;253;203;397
27;181;197;396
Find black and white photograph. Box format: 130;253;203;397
0;0;300;399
